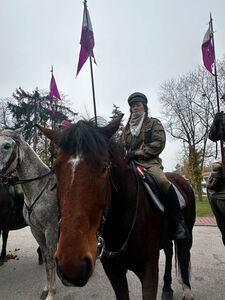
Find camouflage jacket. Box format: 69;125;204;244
123;117;166;168
209;114;225;142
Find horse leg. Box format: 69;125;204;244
37;246;43;265
162;241;174;300
137;257;159;300
101;259;130;300
30;228;55;300
41;225;57;300
42;252;56;300
176;238;193;300
0;230;9;265
211;199;225;246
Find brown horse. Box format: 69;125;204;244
38;117;196;300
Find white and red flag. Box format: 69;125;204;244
49;74;61;115
76;4;96;76
201;24;214;75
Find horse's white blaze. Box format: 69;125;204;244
68;155;82;185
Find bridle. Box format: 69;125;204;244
97;161;140;259
0;134;21;175
0;133;55;225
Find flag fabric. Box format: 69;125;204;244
76;5;96;76
49;74;61;115
201;25;214;74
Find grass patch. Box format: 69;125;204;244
195;195;214;217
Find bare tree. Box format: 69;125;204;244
159;58;225;199
0;97;14;128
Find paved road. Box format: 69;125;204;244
0;225;225;300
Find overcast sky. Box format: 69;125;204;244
1;0;225;171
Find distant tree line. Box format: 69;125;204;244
0;87;78;164
0;87;124;165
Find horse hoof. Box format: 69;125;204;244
162;291;173;300
183;291;193;300
40;290;48;299
38;259;43;265
0;260;4;266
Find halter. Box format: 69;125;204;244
0;134;21;174
97;161;140;259
0;133;54;184
0;133;55;227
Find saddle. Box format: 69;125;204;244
136;166;186;214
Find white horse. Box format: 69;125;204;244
0;128;59;300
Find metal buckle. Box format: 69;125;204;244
97;233;105;259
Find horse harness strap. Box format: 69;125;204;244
97;161;140;259
24;176;52;227
2;141;20;174
14;170;54;185
96;163;111;258
0;133;54;186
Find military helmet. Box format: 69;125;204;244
128;92;148;106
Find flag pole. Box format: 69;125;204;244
50;65;54;129
210;13;220;111
84;0;97;125
210;13;225;176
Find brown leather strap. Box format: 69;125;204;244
2;143;19;174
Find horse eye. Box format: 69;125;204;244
3;143;11;150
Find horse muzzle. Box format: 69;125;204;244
55;255;93;287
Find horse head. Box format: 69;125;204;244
0;128;24;175
38;116;123;287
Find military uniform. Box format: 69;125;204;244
208;112;225;189
123;91;189;240
124;116;170;193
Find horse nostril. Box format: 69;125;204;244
84;256;92;276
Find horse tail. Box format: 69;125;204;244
174;238;192;286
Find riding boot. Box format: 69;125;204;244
165;185;190;240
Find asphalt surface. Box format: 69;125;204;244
0;225;224;300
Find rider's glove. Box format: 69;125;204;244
126;151;138;163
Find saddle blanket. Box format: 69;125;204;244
137;166;186;214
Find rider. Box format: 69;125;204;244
209;111;225;142
121;92;189;240
208;111;225;182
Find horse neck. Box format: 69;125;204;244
111;158;138;209
16;140;50;200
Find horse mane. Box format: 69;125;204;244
58;118;124;163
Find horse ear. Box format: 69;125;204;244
36;125;61;145
15;127;24;136
103;114;124;139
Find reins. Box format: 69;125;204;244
0;133;56;227
97;161;140;259
13;170;54;185
23;176;52;219
2;143;20;174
